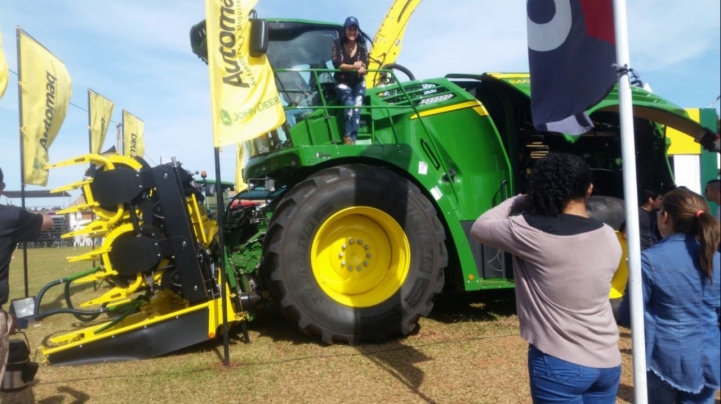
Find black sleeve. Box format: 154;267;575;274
13;209;43;242
331;39;343;68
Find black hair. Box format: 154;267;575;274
340;26;373;48
527;153;592;217
639;189;661;205
0;166;3;184
707;179;720;188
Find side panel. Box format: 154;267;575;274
418;107;514;290
460;221;514;283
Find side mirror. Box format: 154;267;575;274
250;19;268;57
204;183;215;197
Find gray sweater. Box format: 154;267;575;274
471;195;622;368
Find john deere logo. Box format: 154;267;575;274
221;110;232;126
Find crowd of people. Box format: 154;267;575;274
472;154;720;403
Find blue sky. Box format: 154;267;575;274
1;0;719;207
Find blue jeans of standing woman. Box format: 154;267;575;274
528;345;621;403
334;80;366;143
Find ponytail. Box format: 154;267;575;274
661;189;720;284
696;211;720;283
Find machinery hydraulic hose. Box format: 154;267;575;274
33;267;104;321
92;299;144;334
64;279;102;322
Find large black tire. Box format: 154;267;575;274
586;195;625;230
263;164;447;344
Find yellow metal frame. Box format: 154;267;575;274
42;284;247;362
410;100;485;120
366;0;423;88
42;153;242;363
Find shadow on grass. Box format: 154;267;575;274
0;384;90;404
37;385;90;404
428;289;517;324
251;307;319;345
365;341;438;404
37;281;99;313
170;317;440;403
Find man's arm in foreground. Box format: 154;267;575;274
40;213;53;231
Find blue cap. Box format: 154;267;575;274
344;16;360;29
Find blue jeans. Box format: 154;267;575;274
528;345;621;403
647;370;718;404
334;81;366;141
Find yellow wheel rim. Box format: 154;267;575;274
311;207;410;308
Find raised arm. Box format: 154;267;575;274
12;209;45;242
470;195;533;259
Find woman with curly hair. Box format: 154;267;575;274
619;189;720;404
471;153;622;403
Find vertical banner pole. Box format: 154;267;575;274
120;113;124;156
16;26;29;298
88;89;96;267
87;90;92;154
613;0;647;402
214;147;230;366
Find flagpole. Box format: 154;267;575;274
87;89;97;268
15;26;30;298
613;0;647;402
214;147;230;367
87;90;92;154
116;122;122;155
121;112;125;156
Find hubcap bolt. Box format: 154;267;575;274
341;260;346;266
349;238;354;244
358;239;363;245
364;245;370;250
342;244;347;250
339;252;344;258
356;266;362;271
364;261;369;266
367;253;372;258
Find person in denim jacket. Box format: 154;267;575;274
619;188;720;404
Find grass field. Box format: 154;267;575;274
0;247;716;404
